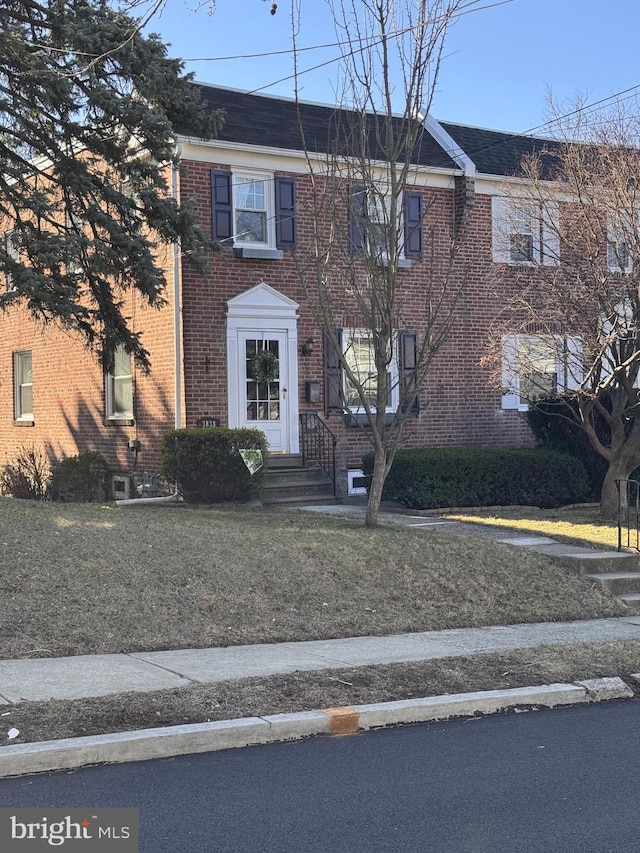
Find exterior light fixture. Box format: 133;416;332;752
301;337;315;356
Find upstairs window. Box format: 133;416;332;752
211;170;296;258
607;216;634;273
14;350;33;421
492;197;559;266
106;345;133;420
349;185;423;262
4;231;18;290
234;174;269;245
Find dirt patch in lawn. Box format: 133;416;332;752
2;641;639;746
0;500;624;659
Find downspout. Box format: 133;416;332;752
116;147;184;508
172;144;183;430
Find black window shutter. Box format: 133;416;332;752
275;177;296;249
349;185;365;255
400;331;419;414
324;328;343;413
211;170;233;245
404;192;423;259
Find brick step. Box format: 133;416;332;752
584;571;640;596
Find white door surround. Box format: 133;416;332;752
226;281;300;453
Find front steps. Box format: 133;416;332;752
555;548;640;614
262;455;337;506
496;536;640;614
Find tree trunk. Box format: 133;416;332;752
600;458;638;519
365;445;387;528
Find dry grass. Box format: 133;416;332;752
0;499;624;659
3;640;639;745
444;506;622;550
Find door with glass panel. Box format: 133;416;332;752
239;331;288;452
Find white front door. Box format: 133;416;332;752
239;331;289;452
226;281;300;454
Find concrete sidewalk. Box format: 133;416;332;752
3;617;640;705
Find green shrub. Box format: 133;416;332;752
362;447;592;510
0;445;51;499
49;451;109;502
160;427;268;504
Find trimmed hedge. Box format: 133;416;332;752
362;447;592;510
160;427;268;504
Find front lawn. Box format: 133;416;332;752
0;500;624;659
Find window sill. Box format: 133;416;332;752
233;247;284;260
374;257;413;269
13;419;34;427
104;417;135;427
343;412;396;427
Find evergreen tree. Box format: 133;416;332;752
0;0;221;368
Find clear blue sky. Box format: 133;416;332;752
149;0;640;135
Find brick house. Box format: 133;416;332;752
0;84;564;498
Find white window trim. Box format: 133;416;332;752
366;185;410;265
492;196;560;267
607;216;634;273
343;329;400;414
232;168;276;250
501;334;582;411
14;350;33;421
5;231;18;290
105;346;133;420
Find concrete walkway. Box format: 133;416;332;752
3;617;640;705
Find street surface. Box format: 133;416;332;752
1;700;638;852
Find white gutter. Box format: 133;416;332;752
172;144;183;430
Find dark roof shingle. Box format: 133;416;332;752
439;122;561;178
184;84;457;171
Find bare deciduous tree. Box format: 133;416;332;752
291;0;475;527
484;97;640;517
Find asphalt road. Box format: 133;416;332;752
1;700;639;852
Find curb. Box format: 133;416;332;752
0;678;633;779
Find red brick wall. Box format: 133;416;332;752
0;246;178;480
178;159;534;493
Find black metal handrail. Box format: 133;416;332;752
299;411;337;495
616;479;640;551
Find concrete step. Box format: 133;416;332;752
265;467;329;486
584;571;640;595
265;493;341;507
262;465;335;505
534;545;640;575
617;593;640;614
267;453;304;469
